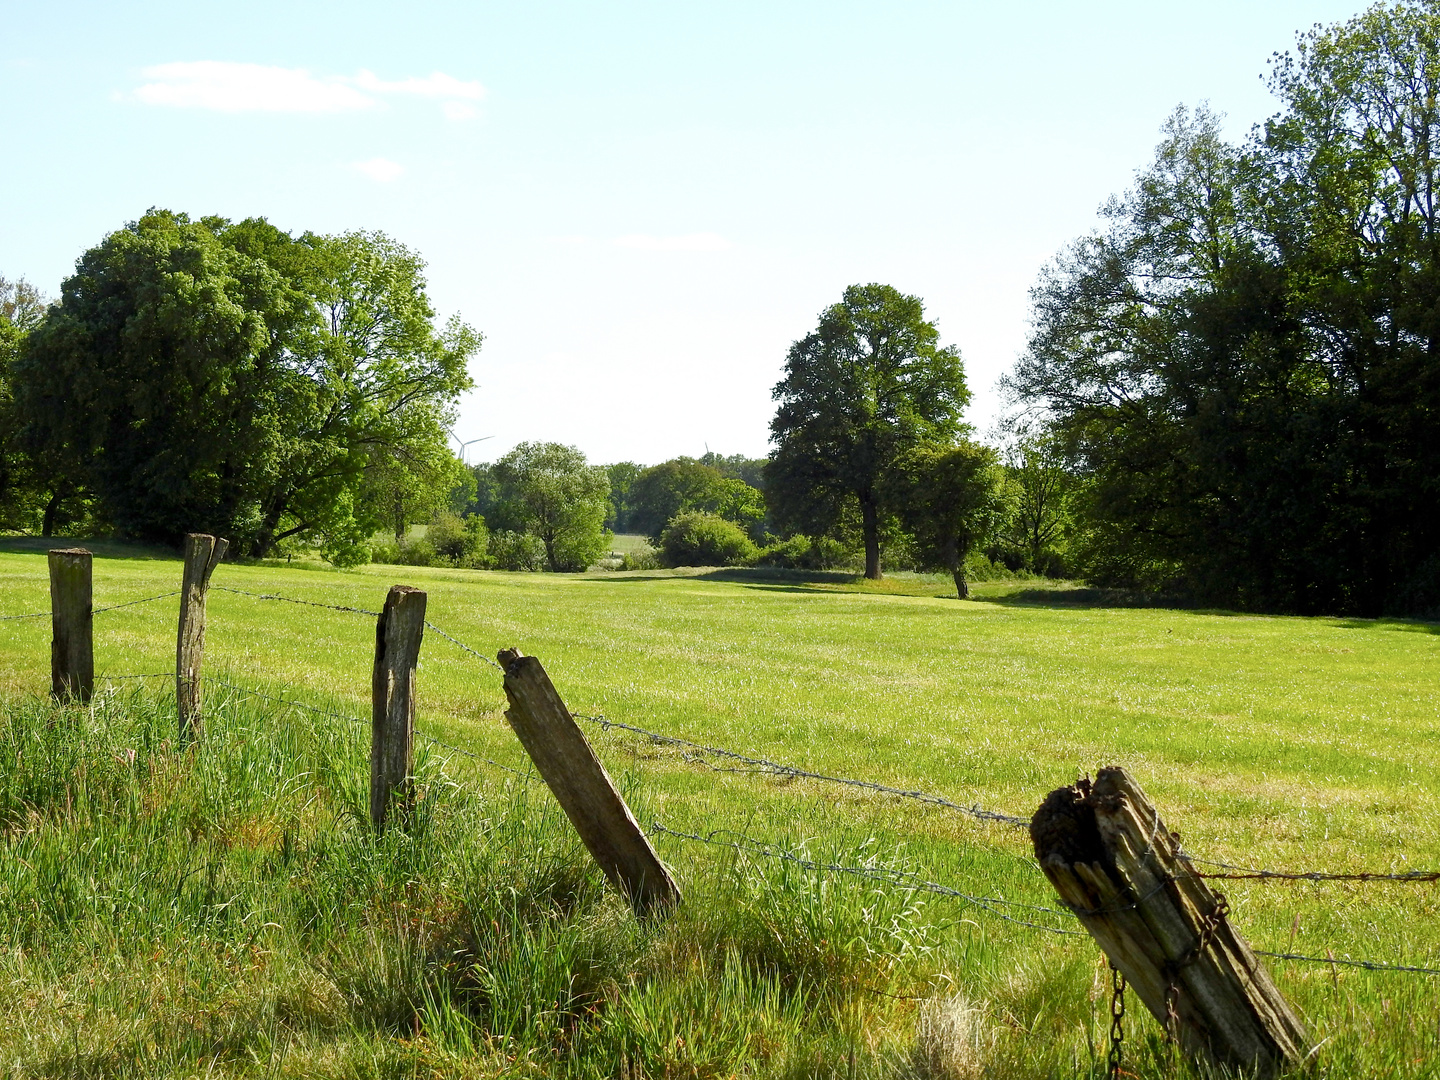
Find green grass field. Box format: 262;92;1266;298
0;542;1437;1077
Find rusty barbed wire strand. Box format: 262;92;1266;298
91;590;181;614
648;820;1086;937
0;610;49;621
1253;950;1440;976
423;620;506;673
574;711;1033;828
210;585;380;618
1183;853;1440;884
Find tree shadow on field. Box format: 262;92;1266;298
1332;617;1440;635
980;586;1202;612
0;536;176;561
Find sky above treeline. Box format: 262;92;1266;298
3;0;1366;466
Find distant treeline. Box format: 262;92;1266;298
4;5;1439;615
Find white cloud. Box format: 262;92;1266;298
130;61;484;117
354;69;484;101
354;157;405;183
613;233;733;252
133;62;373;113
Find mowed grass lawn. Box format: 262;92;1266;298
0;542;1437;1077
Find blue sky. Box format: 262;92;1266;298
2;1;1365;465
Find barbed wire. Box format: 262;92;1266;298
210;585;380;618
423;620;506;673
1255;950;1440;977
92;590;181;614
648;821;1085;937
415;729;533;777
210;677;368;726
1183;854;1440;885
0;610;49;621
99;672;172;680
574;712;1032;828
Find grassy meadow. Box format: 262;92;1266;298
0;541;1437;1077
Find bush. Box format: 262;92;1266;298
620;549;661;571
427;512;492;568
489;529;545;572
659;512;758;568
756;535;854;571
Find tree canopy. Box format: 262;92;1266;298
884;440;1009;599
10;211;478;560
491;442;611;572
768;283;970;578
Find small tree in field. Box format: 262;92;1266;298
886;440;1010;599
492;442;610;572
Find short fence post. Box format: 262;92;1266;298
176;533;229;742
371;585;426;832
1030;767;1308;1078
497;647;681;916
48;548;93;702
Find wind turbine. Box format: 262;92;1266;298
446;429;493;465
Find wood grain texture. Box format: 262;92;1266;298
371;585;426;831
48;548;93;702
176;533;229;741
499;648;680;916
1031;768;1307;1077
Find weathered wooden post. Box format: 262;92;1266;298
176;533;229;742
371;585;426;832
1031;767;1308;1078
498;647;681;916
48;548;93;702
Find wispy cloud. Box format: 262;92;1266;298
353;158;405;183
129;61;484;117
613;233;732;252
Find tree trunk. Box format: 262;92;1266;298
860;495;881;579
41;492;62;538
951;569;969;600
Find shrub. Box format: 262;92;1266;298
756;535;853;571
659;512;757;568
619;549;661;571
489;530;545;572
427;512;492;568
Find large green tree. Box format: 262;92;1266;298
1009;3;1440;615
768;284;970;578
884;440;1009;599
13;212;478;559
0;276;61;533
491;442;611;572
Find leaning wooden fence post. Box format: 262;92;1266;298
498;648;681;916
371;586;426;832
176;533;229;742
1030;767;1308;1078
48;547;93;702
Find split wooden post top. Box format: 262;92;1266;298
1031;767;1307;1078
371;585;426;832
498;647;681;917
176;533;229;742
48;547;93;702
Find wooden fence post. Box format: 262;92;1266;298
497;647;681;916
1030;767;1308;1078
371;585;426;832
176;533;229;742
48;548;93;702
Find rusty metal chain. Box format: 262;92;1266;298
1107;962;1126;1078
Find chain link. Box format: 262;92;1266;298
1107;963;1126;1078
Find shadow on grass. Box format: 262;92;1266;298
0;535;177;561
975;585;1203;612
1333;617;1440;635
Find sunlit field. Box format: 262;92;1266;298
1;543;1436;1077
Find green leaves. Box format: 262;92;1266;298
769;283;970;578
12;212;480;559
